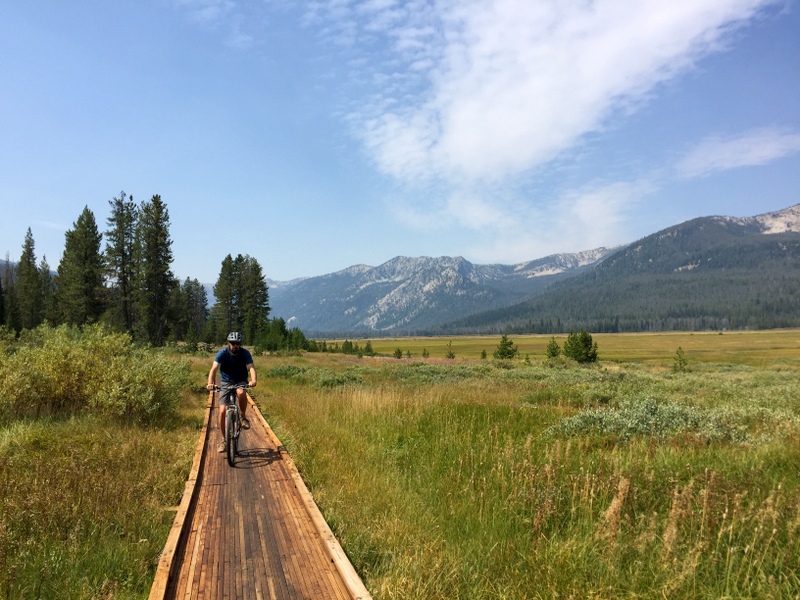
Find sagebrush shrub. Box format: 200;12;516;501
547;397;750;443
0;324;188;424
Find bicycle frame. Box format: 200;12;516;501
215;386;246;467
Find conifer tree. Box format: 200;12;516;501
135;194;177;345
493;334;518;359
211;254;270;343
546;336;561;359
2;255;18;330
563;329;598;363
172;277;208;342
57;206;105;326
105;191;138;333
211;254;236;339
239;255;270;342
39;256;58;324
16;228;44;330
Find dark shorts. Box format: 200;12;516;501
218;383;247;406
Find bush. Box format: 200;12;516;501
546;397;749;443
0;324;189;424
563;329;598;363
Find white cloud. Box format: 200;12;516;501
336;0;780;183
171;0;236;24
385;176;652;264
676;127;800;178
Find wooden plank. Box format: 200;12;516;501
253;397;372;600
152;392;371;600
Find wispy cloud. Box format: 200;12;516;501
171;0;236;24
676;127;800;178
341;0;782;183
170;0;790;262
170;0;263;48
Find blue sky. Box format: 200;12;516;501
2;0;799;283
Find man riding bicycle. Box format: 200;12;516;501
206;332;257;453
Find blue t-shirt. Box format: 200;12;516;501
215;347;254;384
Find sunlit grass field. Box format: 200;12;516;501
256;330;800;598
341;329;800;366
1;329;798;598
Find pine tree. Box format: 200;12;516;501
105;191;138;333
39;256;58;324
2;255;19;330
546;336;561;359
170;278;209;343
184;278;209;341
16;228;44;330
57;206;105;326
211;254;237;340
563;329;598;363
493;334;518;359
211;254;270;343
239;255;270;342
135;194;177;345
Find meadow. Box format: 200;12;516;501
0;328;798;598
257;330;800;598
0;326;200;599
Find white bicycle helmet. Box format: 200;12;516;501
227;331;243;343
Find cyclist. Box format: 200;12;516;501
206;332;257;453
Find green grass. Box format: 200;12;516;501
2;329;799;598
333;329;800;367
257;333;800;598
0;415;202;599
0;325;205;599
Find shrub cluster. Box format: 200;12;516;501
547;397;750;443
0;324;189;424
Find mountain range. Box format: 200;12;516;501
269;204;800;336
268;248;618;335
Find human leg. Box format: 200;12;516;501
217;404;227;452
236;387;249;427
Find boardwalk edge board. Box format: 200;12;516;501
148;393;213;600
251;394;374;600
148;391;373;600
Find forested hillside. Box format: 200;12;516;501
441;214;800;334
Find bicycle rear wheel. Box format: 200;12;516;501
225;409;236;467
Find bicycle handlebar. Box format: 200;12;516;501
208;383;253;392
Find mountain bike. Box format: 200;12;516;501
213;385;248;467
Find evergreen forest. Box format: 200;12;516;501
1;191;313;352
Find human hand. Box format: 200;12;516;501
248;380;257;388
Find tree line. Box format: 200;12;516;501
1;191;311;351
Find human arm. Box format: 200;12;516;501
207;361;220;390
247;363;257;388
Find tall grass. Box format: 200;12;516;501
0;418;200;599
0;325;202;599
259;352;800;598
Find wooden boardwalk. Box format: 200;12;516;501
149;394;371;600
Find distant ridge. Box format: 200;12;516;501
268;249;620;335
442;203;800;334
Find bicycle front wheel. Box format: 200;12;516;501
225;409;236;467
